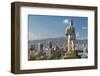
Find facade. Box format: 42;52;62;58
38;43;43;51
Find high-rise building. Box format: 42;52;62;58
38;43;43;51
48;41;52;49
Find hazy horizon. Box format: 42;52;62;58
28;36;88;41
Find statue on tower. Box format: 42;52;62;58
64;19;77;58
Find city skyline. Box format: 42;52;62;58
28;15;88;40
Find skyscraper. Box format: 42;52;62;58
48;41;52;49
38;43;43;51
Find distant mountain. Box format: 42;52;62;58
28;37;87;48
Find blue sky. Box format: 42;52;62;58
28;15;88;40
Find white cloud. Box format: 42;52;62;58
29;32;54;40
29;32;34;40
82;26;87;30
76;32;79;38
76;32;87;40
29;32;42;40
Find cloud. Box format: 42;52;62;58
29;32;42;40
29;32;55;40
76;32;79;38
29;32;44;40
82;26;87;30
29;32;34;40
63;19;69;24
76;32;87;40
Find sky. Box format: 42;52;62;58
28;15;88;40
